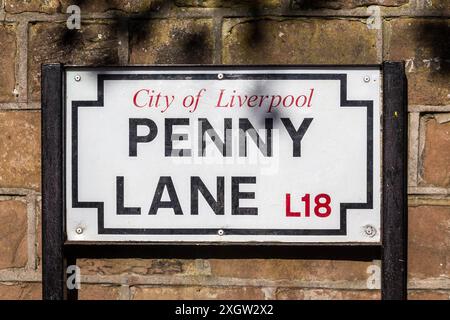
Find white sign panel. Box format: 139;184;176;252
65;67;381;243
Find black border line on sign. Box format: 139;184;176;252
71;73;373;236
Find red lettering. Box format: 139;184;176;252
216;89;228;107
295;95;307;107
285;193;301;217
133;89;149;108
237;94;248;107
307;88;314;107
314;193;331;217
286;193;332;218
268;95;282;113
301;193;310;217
283;95;294;108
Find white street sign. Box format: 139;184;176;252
65;67;381;243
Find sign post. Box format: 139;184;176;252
41;63;407;300
381;62;408;300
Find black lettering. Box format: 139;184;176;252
129;118;158;157
239;118;272;157
232;176;257;215
165;118;191;157
281;118;313;157
198;118;232;157
191;176;224;215
116;176;141;215
148;176;183;215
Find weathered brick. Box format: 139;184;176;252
28;22;120;101
408;206;450;279
131;286;265;300
0;283;41;300
408;290;450;300
208;259;376;282
175;0;280;8
35;211;166;278
420;116;450;188
78;259;187;276
78;284;121;300
0;24;17;103
5;0;60;13
59;0;154;13
77;258;213;277
129;19;214;64
223;18;378;64
384;18;450;105
36;199;42;268
0;200;28;269
0;112;41;190
77;258;376;282
292;0;408;10
276;288;380;300
418;0;450;13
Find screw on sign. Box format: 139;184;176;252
363;225;377;237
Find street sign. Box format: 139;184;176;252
43;63;408;300
65;67;381;243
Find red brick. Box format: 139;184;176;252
0;24;17;102
78;259;186;276
209;259;375;282
418;0;450;13
384;18;450;105
223;18;378;64
408;206;450;279
129;19;214;64
292;0;408;9
0;283;41;300
5;0;60;14
28;22;120;101
175;0;280;8
0;199;28;269
78;284;121;300
0;111;41;190
131;286;265;300
36;199;41;269
276;288;380;300
408;290;450;300
59;0;154;13
420;116;450;188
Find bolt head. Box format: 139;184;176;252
363;225;377;237
74;75;81;82
218;229;224;236
363;75;370;83
75;227;83;234
217;73;224;80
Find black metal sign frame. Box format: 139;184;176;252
41;62;407;300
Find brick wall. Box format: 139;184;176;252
0;0;448;300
